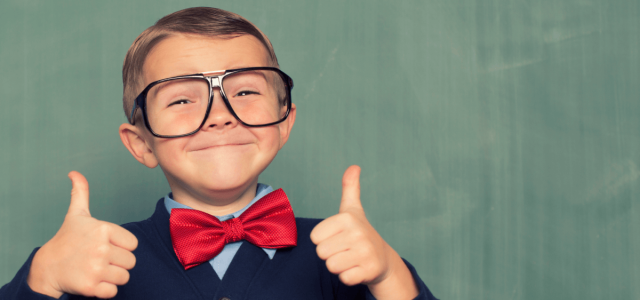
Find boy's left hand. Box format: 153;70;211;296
310;165;419;299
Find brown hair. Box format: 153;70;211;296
122;7;279;123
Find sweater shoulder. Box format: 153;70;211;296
294;217;323;249
295;217;323;234
120;218;155;241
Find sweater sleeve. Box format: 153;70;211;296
362;258;438;300
0;248;71;300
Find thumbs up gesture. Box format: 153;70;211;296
310;166;418;299
27;171;138;299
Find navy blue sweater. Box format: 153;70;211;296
1;199;438;299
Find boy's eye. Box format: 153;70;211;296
168;99;191;106
235;90;260;97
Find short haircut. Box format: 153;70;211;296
122;7;279;123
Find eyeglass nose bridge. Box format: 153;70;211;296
207;76;222;89
202;70;225;89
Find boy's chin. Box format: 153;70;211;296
194;166;260;192
202;175;254;192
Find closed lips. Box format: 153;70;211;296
190;142;252;151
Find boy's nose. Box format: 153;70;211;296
200;87;238;131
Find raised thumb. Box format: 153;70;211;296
67;171;91;217
339;165;363;213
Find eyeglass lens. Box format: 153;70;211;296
145;70;288;136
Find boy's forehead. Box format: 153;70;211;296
142;34;272;84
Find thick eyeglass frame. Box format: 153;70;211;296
129;67;294;138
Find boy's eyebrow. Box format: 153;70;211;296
202;70;226;76
149;80;181;99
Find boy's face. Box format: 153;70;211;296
121;34;296;205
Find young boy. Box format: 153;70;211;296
1;7;437;300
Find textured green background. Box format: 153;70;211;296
1;1;639;299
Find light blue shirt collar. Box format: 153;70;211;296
164;183;277;279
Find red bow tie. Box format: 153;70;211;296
169;188;297;270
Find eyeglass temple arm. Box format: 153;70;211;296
130;95;141;125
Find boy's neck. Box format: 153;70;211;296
168;178;259;217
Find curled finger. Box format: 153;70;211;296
338;266;366;286
102;265;130;286
93;281;118;299
325;250;359;275
316;231;352;260
108;245;136;270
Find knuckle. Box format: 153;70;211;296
96;223;111;236
94;244;110;257
360;245;378;262
344;212;356;221
341;213;358;226
350;229;365;240
88;262;105;277
70;186;87;195
360;243;373;256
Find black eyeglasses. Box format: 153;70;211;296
129;67;294;138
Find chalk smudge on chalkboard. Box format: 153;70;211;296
303;47;339;100
484;58;544;73
543;28;599;44
584;160;639;203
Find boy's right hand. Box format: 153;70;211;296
27;171;138;299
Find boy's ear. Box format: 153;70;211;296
278;103;296;149
119;123;159;168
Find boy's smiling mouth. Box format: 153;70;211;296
194;143;251;151
187;136;256;152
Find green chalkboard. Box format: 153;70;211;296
1;1;639;299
